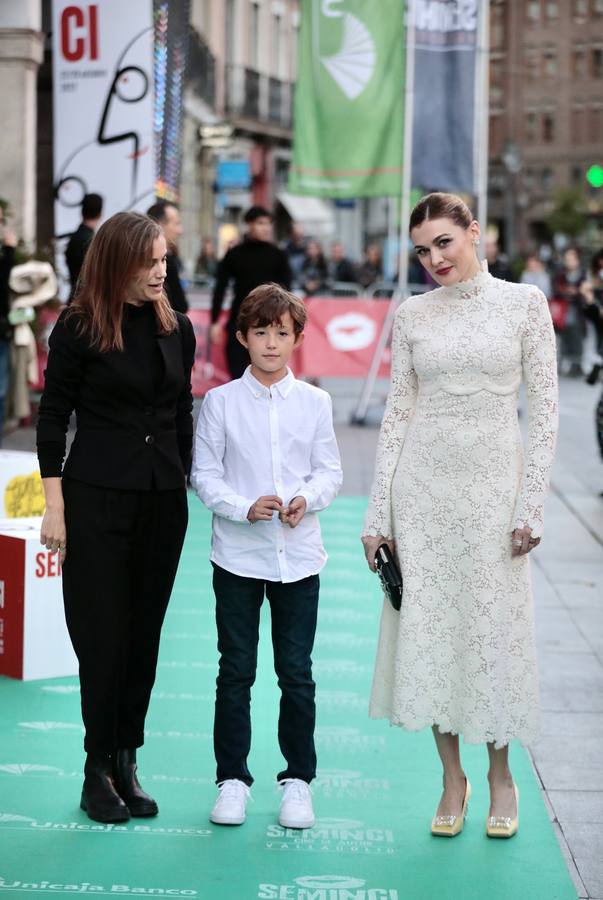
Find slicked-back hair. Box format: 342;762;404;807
67;211;177;352
236;283;307;336
409;192;473;233
146;200;178;224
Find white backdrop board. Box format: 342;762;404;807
52;0;155;245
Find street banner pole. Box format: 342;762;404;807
352;0;415;424
475;0;490;243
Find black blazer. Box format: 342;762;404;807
37;307;196;491
65;223;94;298
165;252;189;313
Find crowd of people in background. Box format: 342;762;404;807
1;198;603;478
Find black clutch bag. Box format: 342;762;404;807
375;543;403;611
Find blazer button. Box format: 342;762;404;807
145;434;155;445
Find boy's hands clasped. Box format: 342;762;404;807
247;495;307;528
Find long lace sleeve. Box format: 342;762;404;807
512;288;558;538
363;304;418;538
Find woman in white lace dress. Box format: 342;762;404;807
361;193;558;838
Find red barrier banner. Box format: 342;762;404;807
34;300;389;400
187;309;231;396
299;298;391;379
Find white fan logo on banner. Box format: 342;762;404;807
320;2;376;100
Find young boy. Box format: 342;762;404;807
191;283;342;828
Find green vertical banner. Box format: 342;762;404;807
289;0;405;198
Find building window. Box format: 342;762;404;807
527;0;541;20
573;0;589;18
489;113;502;152
593;47;603;77
542;168;554;191
542;112;555;142
525;46;540;81
225;0;235;66
250;2;260;69
272;13;283;77
523;168;535;191
525;111;538;142
590;104;603;142
490;58;504;103
593;0;603;16
571;104;587;142
543;46;557;76
545;1;559;18
571;165;582;185
490;1;506;47
572;45;588;77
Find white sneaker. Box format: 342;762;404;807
278;778;315;829
210;779;250;825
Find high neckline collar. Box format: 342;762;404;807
446;267;492;295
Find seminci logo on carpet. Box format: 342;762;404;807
266;817;396;855
258;875;399;899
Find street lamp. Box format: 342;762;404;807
501;140;522;259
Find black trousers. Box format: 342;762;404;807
61;479;188;754
212;563;319;786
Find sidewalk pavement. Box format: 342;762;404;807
3;373;603;898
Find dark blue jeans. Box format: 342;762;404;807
212;563;319;786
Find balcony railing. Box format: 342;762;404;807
225;65;292;129
187;27;216;109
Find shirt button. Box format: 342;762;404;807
145;435;155;445
145;406;153;416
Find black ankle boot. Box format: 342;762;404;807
80;754;130;823
113;748;158;817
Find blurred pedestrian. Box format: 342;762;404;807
196;237;218;279
37;211;195;824
357;243;383;289
553;247;587;377
210;206;291;379
328;241;357;284
283;222;307;291
8;261;57;428
300;239;328;297
147;201;188;313
0;207;17;445
485;238;515;282
520;253;552;298
66;193;103;301
362;192;558;840
580;249;603;483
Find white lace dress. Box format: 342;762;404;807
363;271;558;747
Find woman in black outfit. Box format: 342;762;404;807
37;211;196;824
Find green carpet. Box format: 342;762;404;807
0;497;577;899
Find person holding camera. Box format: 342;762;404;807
0;207;17;445
581;248;603;485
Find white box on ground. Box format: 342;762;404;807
0;517;77;680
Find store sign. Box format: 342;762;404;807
216;159;251;191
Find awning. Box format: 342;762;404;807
276;191;335;239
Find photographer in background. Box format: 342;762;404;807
581;249;603;491
0;205;17;446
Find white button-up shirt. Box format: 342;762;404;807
191;367;343;583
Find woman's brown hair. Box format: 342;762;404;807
68;211;177;352
409;192;473;233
